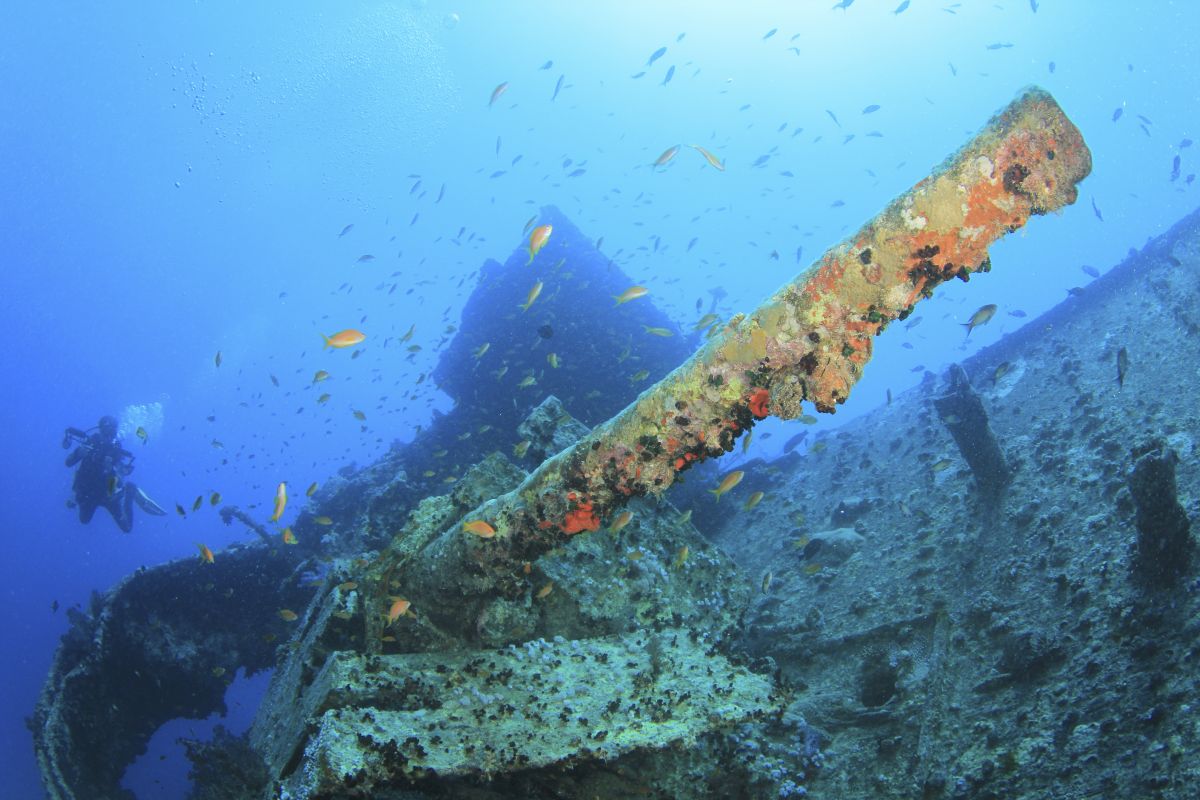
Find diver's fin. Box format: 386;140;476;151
133;487;167;516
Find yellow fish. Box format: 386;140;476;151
608;510;633;534
513;440;531;458
270;482;287;522
652;144;681;168
322;329;366;349
463;519;496;538
197;543;215;564
642;325;673;337
535;581;554;599
313;516;334;525
135;427;148;445
962;304;997;336
742;431;754;454
693;313;719;331
282;528;297;545
689;144;726;171
209;492;221;506
629;369;650;383
527;225;552;265
317;393;332;404
931;459;952;472
547;352;560;368
353;410;367;421
387;597;411;624
474;342;490;360
520;280;544;311
709;470;744;502
992;361;1012;385
614;286;648;305
743;491;764;511
517;375;537;389
313;370;330;383
306;482;318;498
278;609;298;622
672;545;690;569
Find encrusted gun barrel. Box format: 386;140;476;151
401;87;1092;637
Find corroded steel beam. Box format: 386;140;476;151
400;87;1090;635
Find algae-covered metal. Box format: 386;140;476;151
402;87;1091;635
276;632;774;795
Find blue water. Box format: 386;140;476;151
2;2;1196;796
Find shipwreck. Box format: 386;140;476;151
44;87;1200;800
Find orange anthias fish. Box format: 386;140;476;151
520;280;544;312
613;286;649;305
278;609;298;622
282;528;298;545
322;329;366;349
197;543;215;564
527;225;552;265
653;144;681;168
962;304;998;336
535;581;554;599
387;597;412;624
489;81;509;107
462;519;497;538
709;469;745;502
689;144;726;171
270;481;287;523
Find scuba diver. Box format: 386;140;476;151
63;415;166;532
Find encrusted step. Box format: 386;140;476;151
277;631;777;796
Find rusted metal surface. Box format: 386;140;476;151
399;87;1091;636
